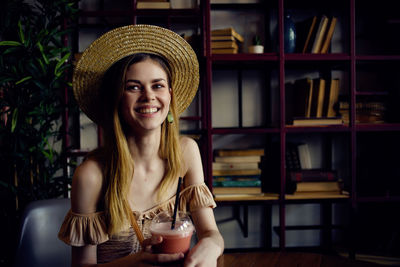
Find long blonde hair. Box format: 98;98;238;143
94;54;182;235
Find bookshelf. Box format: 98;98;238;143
64;0;400;259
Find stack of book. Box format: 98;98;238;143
296;15;337;54
287;169;343;196
136;0;170;9
338;100;386;124
288;77;343;126
211;27;244;54
212;148;264;195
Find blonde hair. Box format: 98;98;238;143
94;54;182;235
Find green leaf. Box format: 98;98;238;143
37;58;46;74
0;41;22;46
18;20;25;44
11;108;18;133
54;52;70;76
15;76;32;85
37;42;49;65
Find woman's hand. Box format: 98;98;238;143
183;236;222;267
127;236;184;266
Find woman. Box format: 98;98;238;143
59;25;224;266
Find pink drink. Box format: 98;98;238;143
150;211;194;254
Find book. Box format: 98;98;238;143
212;168;262;176
311;15;329;53
285;143;301;171
213;186;262;195
292;117;343;126
213;177;261;187
297;143;312;169
215;148;264;157
295;181;342;193
211;27;244;42
211;47;238;54
289;169;337;182
302;16;318;53
325;78;340;117
310;78;326;117
211;41;239;49
214;155;262;163
212;161;259;170
211;35;235;42
136;1;170;9
320;16;337;54
292;78;314;118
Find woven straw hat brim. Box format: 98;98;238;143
73;24;199;125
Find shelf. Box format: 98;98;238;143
284;193;350;201
355;123;400;131
214;193;279;202
212;127;280;134
211;53;278;62
285;53;350;61
285;124;350;132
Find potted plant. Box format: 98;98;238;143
248;35;264;54
0;0;77;264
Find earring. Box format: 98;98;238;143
167;111;174;123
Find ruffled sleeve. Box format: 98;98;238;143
58;210;109;247
180;182;216;212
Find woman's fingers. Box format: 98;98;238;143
142;236;163;252
140;251;184;264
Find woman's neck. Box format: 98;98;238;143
126;129;161;162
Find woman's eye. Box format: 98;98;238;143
154;84;165;89
126;85;140;91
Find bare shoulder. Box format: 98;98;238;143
180;136;204;186
71;158;104;214
180;135;199;154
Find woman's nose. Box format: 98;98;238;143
140;86;155;101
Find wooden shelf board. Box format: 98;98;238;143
285;193;350;200
214;193;279;202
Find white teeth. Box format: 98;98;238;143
138;107;158;114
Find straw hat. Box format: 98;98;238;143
72;24;200;125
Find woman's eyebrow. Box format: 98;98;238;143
126;78;167;84
126;79;141;84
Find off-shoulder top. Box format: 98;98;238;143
58;183;216;263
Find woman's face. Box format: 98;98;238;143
119;59;171;134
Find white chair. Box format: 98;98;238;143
14;198;71;267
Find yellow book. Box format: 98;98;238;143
211;35;235;42
211;41;238;49
311;15;329;53
212;47;238;54
212;168;262;176
213;187;262;195
136;1;170;9
320;17;337;54
215;148;264;157
326;79;340;117
211;27;244;42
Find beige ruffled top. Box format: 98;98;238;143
58;183;216;263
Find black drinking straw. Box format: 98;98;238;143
171;177;183;230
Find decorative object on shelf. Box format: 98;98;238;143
284;12;296;53
248;35;264;54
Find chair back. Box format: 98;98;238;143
14;198;71;267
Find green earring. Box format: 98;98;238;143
167;111;174;123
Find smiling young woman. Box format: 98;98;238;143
58;25;224;267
